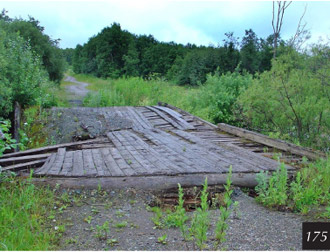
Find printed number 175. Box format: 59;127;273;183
306;231;328;242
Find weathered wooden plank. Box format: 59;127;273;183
127;107;153;129
82;149;97;176
34;153;56;175
1;137;110;158
158;102;216;130
117;131;163;175
2;159;47;172
154;105;195;130
0;153;51;166
60;151;74;176
47;148;66;175
127;130;183;174
147;129;218;173
170;129;262;173
100;148;124;176
72;150;84;176
146;106;185;130
108;147;136;176
91;149;108;176
218;123;324;160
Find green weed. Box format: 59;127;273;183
84;215;93;224
256;162;288;207
95;221;110;240
215;166;233;245
151;206;164;229
164;184;189;239
190;178;209;250
113;221;128;228
157;234;167;245
256;158;329;216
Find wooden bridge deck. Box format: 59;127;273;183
2;103;322;189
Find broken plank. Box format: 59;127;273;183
34;153;56;175
47;148;66;175
146;106;185;130
2;159;47;172
1;137;110;158
154;105;195;130
0;153;51;166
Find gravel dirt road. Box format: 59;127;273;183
52;187;309;251
64;76;90;106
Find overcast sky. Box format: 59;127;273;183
1;0;329;48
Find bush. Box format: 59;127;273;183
255;158;330;215
0;22;55;119
239;46;330;150
192;70;252;125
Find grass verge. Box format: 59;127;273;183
0;173;56;250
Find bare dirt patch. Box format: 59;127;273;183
51;187;306;251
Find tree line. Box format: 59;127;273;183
70;23;286;85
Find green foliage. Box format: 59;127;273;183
164;184;189;239
151;207;164;229
0;120;18;157
256;163;288;207
72;22;272;84
190;178;209;250
192;70;252;125
215;166;233;245
256;158;329;215
95;221;110;240
239;46;330;150
113;221;128;228
0;21;58;119
0;177;55;250
157;234;167;245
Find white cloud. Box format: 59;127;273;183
1;0;329;48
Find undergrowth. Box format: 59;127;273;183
150;174;234;250
0;172;56;250
255;158;330;216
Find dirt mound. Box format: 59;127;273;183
45;107;133;144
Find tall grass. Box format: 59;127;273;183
74;74;211;121
0;175;55;250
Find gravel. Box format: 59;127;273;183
53;188;307;251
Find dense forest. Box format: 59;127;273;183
69;23;278;85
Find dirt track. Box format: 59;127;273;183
64;76;90;106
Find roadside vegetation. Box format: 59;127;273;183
256;159;330;218
149;172;235;250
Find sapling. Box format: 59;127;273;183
190;178;209;250
215;166;233;245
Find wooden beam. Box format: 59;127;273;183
157;102;217;129
218;123;325;160
2;159;47;172
0;153;51;166
1;137;109;158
